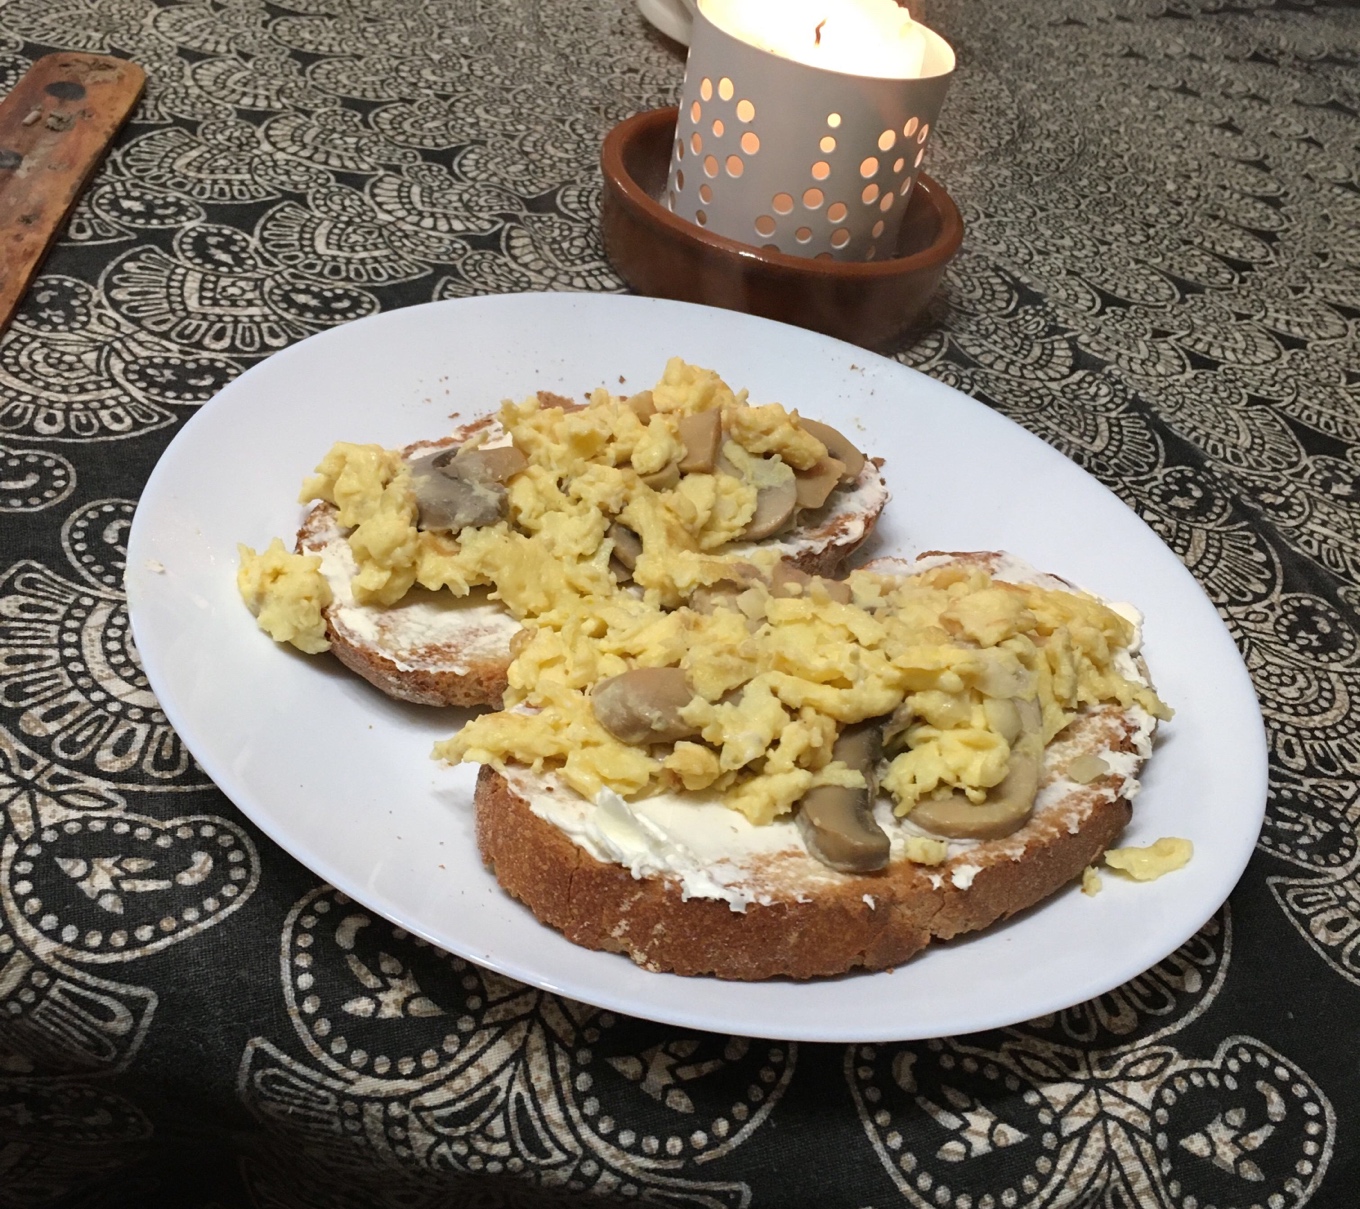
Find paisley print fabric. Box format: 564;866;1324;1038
0;0;1355;1204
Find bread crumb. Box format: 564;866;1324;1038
146;559;166;573
1081;866;1102;896
862;894;876;910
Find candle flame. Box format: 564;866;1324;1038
703;0;943;80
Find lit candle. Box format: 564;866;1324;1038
705;0;927;79
666;0;954;262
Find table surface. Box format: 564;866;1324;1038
1;0;1356;1206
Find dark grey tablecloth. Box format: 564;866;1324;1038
1;0;1357;1205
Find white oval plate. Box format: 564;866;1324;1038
127;292;1265;1042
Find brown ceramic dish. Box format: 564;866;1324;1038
600;106;963;350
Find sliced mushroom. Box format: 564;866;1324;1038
410;473;501;532
627;391;656;422
432;444;527;482
640;461;681;491
881;702;911;752
713;442;801;541
408;445;527;533
676;410;723;474
906;756;1040;841
405;448;444;477
688;562;761;615
742;477;798;540
833;721;885;795
608;523;643;571
982;697;1022;746
798;787;889;873
796;722;888;873
592;667;700;745
907;697;1044;840
1013;696;1042;738
794;456;847;510
795;418;866;484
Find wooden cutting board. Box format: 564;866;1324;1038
0;53;146;337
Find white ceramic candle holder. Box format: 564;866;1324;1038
666;0;954;262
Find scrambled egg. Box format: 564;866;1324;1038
442;559;1172;825
240;357;1174;839
237;539;332;654
1104;837;1193;880
903;835;948;866
241;358;827;633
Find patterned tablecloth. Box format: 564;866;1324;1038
1;0;1357;1205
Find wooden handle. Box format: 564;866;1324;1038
0;53;146;337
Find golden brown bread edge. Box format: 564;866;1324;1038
473;701;1142;981
295;436;888;708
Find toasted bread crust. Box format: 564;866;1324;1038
323;625;510;708
473;703;1141;981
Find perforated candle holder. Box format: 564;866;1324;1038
600;108;964;349
666;1;954;262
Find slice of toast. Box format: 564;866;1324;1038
298;424;890;708
469;552;1160;981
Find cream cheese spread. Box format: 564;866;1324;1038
951;864;980;889
511;776;836;912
